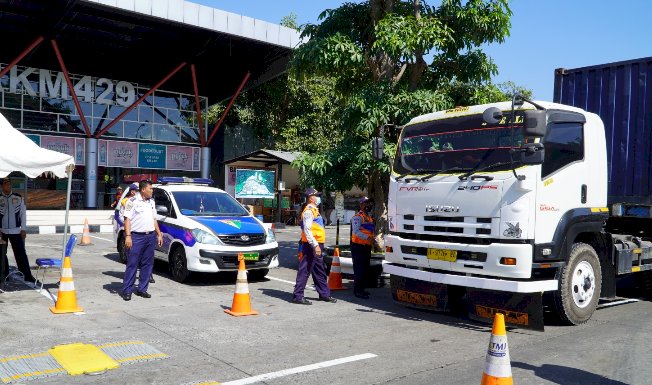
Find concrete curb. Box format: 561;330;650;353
24;225;114;234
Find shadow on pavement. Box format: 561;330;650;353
512;362;629;385
102;281;122;294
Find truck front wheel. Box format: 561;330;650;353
553;242;602;325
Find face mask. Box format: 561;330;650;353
315;197;322;206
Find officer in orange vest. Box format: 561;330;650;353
351;196;374;299
292;187;337;305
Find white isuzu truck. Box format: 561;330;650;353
381;97;652;330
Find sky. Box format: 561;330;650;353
194;0;652;101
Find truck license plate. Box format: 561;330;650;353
242;252;259;261
427;248;457;262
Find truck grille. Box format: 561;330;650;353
400;215;495;237
218;234;265;246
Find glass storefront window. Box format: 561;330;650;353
23;110;58;131
138;105;153;123
23;95;40;111
59;116;82;134
4;93;21;109
153;91;179;109
152;124;180;142
108;105;137;121
180;125;199;144
0;108;21;128
124;121;152;140
42;97;74;114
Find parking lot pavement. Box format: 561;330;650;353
1;232;652;385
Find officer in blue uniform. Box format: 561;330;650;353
121;180;162;301
291;187;337;305
0;177;37;283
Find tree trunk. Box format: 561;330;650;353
368;168;389;252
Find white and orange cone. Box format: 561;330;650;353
224;253;259;316
327;248;347;290
79;218;92;246
50;256;84;314
481;313;513;385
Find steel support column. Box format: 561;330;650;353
0;36;44;79
190;64;206;146
206;71;250;145
84;137;98;208
95;62;187;138
51;39;93;137
201;147;211;179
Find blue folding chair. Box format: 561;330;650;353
35;234;77;293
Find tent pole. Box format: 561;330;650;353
62;165;73;260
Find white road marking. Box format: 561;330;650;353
266;275;315;291
89;234;113;243
221;353;377;385
597;298;640;309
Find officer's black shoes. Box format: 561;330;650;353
354;292;370;299
149;276;155;283
292;298;312;305
122;293;132;301
318;296;337;303
135;291;151;298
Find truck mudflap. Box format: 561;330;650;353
467;288;545;331
391;275;545;331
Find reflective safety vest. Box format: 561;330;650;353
300;205;326;244
351;211;374;246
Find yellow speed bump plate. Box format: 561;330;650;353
48;343;119;376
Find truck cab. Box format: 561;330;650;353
384;100;615;329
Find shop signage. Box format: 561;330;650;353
138;143;166;169
107;140;138;168
40;135;85;165
167;145;194;171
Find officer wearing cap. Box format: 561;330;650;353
0;176;37;283
121;180;162;301
292;187;337;305
351;196;374;299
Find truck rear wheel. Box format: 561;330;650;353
553;242;602;325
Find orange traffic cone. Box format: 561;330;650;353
481;313;513;385
224;254;258;316
79;218;92;246
327;248;347;290
50;255;84;314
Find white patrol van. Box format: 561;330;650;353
113;177;279;282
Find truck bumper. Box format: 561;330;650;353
383;264;558;293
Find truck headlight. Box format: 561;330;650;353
266;229;276;244
192;228;223;245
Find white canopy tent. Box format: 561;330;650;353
0;112;76;265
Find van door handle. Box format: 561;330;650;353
581;184;587;204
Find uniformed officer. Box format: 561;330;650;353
121;180;162;301
292;187;337;305
351;197;374;299
0;176;37;283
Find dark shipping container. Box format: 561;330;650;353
554;57;652;205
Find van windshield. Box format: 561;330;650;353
394;112;525;175
172;191;249;216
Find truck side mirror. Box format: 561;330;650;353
372;137;384;160
519;142;545;165
523;110;547;137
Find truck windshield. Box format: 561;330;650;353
172;191;249;216
394;112;525;175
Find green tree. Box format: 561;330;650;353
291;0;516;250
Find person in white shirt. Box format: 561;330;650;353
121;180;162;301
0;176;36;283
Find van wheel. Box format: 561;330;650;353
248;268;269;281
553;243;602;325
117;233;128;264
169;247;190;283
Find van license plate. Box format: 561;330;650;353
427;248;457;262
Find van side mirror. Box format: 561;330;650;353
156;205;169;216
523;110;547;137
372;137;384;160
519;143;545;165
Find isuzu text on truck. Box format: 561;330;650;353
381;97;652;330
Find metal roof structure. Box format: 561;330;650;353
0;0;300;104
224;149;301;166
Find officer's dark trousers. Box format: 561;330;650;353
122;232;155;295
293;242;330;300
351;242;371;294
1;233;33;280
